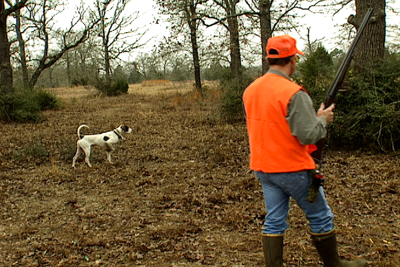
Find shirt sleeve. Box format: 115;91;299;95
286;90;327;145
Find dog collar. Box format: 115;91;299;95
113;130;122;139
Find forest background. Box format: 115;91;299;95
1;0;400;151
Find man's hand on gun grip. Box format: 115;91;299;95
318;103;335;124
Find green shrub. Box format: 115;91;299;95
0;89;60;122
296;45;335;109
219;88;245;123
218;68;253;124
329;52;400;152
95;78;129;96
112;79;129;94
0;90;43;122
72;78;89;86
35;89;61;110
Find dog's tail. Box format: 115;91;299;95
77;124;89;139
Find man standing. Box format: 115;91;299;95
242;35;367;267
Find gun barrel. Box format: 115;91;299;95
311;8;374;162
324;8;374;107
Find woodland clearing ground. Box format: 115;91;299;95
0;81;399;266
50;80;197;100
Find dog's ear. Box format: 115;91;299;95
121;125;129;132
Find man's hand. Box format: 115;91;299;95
317;103;335;124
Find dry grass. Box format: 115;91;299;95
0;81;399;266
141;80;174;87
134;81;198;96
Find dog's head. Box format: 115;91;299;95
118;125;133;134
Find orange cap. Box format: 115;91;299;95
266;35;304;58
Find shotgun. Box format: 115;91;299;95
306;8;374;203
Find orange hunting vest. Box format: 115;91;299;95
242;73;316;173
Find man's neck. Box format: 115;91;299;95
269;65;292;77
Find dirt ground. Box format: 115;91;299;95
0;82;399;266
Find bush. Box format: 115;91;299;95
217;68;253;124
72;78;89;86
329;52;400;152
35;89;61;110
0;91;43;122
296;45;335;109
219;87;245;123
0;89;60;123
95;78;129;96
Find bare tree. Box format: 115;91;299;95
28;1;101;89
12;7;29;87
327;0;389;72
244;0;331;74
200;0;244;90
63;37;103;86
93;0;146;87
6;0;100;90
300;26;326;54
156;0;206;98
217;0;243;89
258;0;271;74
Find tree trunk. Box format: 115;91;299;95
187;1;203;99
48;68;53;88
15;9;29;88
100;10;111;87
66;52;72;87
104;47;111;87
259;0;272;74
350;0;386;72
0;1;14;94
225;0;243;91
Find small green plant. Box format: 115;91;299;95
25;141;48;159
12;140;49;162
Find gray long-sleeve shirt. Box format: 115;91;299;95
268;69;327;145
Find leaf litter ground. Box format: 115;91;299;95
0;83;399;266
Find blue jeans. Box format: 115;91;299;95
255;171;334;235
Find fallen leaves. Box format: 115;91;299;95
0;85;399;266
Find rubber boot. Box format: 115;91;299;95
262;235;284;267
312;231;367;267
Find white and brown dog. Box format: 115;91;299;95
72;124;133;168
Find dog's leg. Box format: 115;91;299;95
72;143;81;168
84;149;92;167
106;151;113;164
106;143;114;164
80;142;92;167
